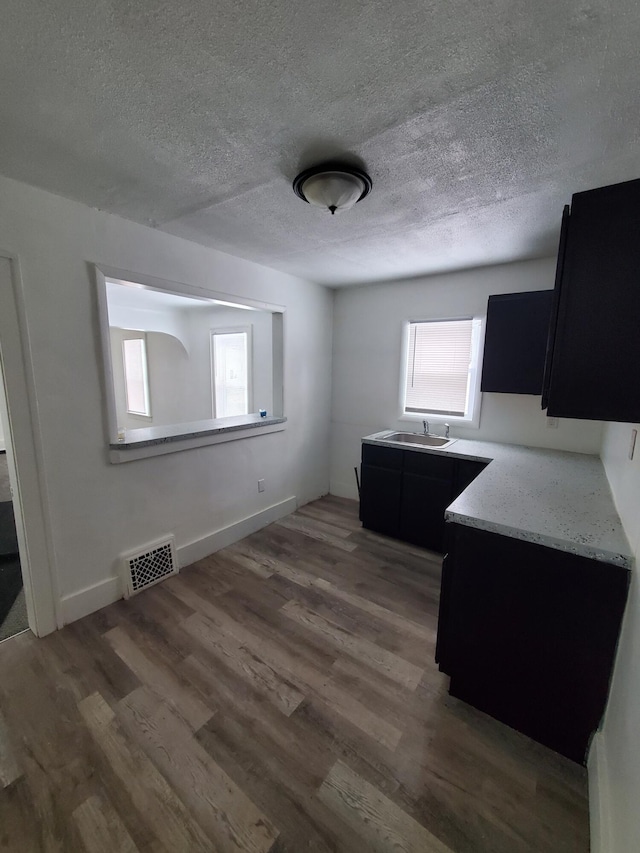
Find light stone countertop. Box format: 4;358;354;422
363;431;632;568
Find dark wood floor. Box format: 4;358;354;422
0;495;589;852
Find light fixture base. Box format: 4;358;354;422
293;163;372;214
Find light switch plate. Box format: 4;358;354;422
547;416;559;429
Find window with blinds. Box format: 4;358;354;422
404;319;474;416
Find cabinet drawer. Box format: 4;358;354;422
404;451;454;480
361;444;403;470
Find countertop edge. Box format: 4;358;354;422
444;511;632;569
362;430;633;569
111;416;287;449
362;434;492;463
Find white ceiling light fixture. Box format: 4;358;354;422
293;164;372;215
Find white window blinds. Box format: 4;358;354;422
405;319;474;416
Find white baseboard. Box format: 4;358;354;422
176;496;297;567
58;496;297;627
588;731;613;853
59;576;121;626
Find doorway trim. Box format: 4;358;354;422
0;253;58;636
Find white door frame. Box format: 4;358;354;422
0;254;58;636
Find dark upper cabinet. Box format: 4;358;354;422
542;178;640;422
481;290;553;395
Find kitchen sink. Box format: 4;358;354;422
385;431;456;448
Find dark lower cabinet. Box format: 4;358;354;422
437;523;630;764
399;472;452;550
360;443;487;552
399;450;455;549
360;445;403;538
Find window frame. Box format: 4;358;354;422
398;316;485;429
122;332;152;419
94;263;286;462
210;325;253;419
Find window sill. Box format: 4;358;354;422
127;412;153;421
109;414;287;463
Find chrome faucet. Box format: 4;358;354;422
444;423;450;439
423;419;429;435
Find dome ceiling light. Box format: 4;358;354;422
292;164;372;215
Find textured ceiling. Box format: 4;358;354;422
2;0;640;286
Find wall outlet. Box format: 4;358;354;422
629;429;637;461
258;478;265;493
546;416;559;429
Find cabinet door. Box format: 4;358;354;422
360;465;402;537
545;179;640;422
541;205;570;410
399;472;452;551
401;452;455;551
481;291;553;394
360;447;403;537
444;524;630;764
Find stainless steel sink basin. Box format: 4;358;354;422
385;432;456;448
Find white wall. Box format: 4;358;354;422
185;304;274;419
110;302;275;431
0;349;6;453
330;258;604;498
0;174;332;629
106;299;192;346
108;298;207;430
590;421;640;852
0;368;7;454
110;327;195;430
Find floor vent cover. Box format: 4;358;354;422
121;536;177;598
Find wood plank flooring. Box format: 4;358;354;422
0;495;590;852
